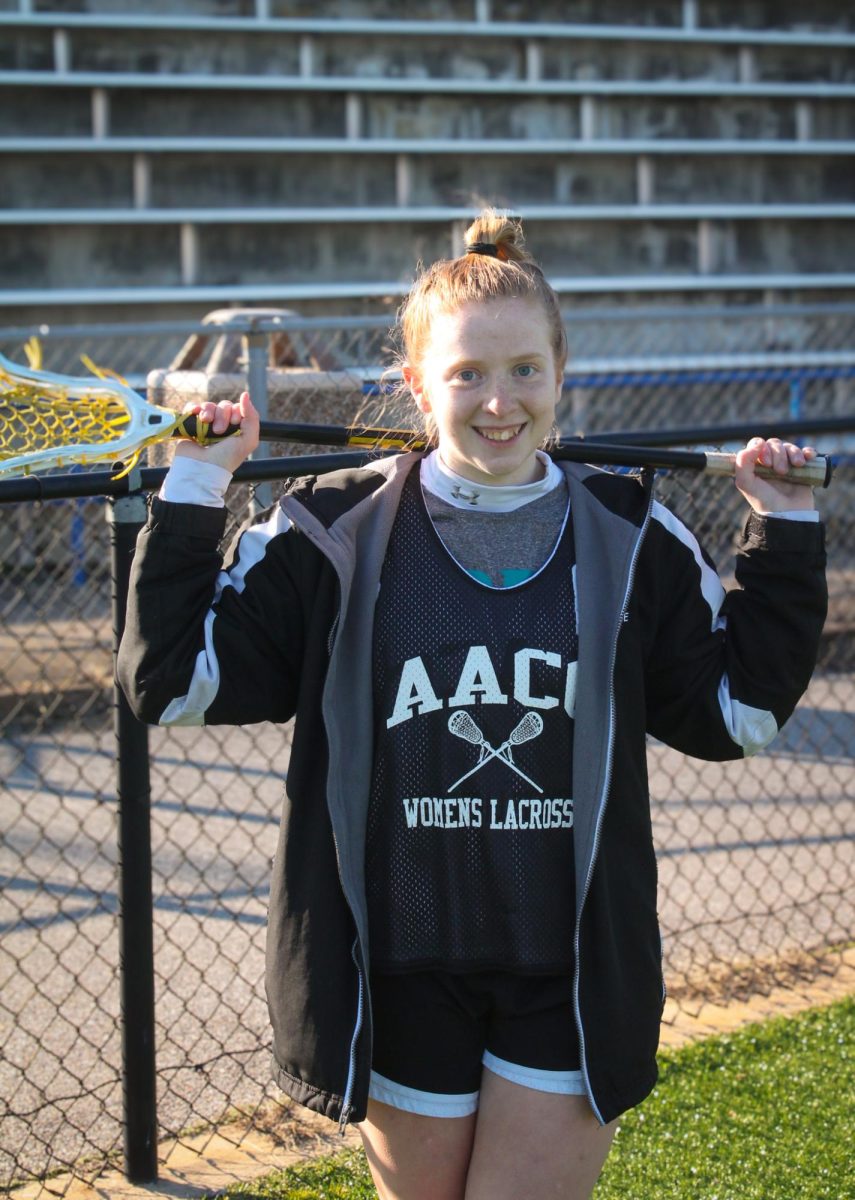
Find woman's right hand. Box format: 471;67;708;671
174;391;261;473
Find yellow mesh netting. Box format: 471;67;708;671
0;347;190;478
0;382;134;458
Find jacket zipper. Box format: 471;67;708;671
339;939;365;1134
323;590;366;1133
327;610;340;657
573;488;654;1125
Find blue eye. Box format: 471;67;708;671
515;364;535;377
457;368;479;382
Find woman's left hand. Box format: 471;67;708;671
734;437;817;514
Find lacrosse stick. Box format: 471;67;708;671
0;351;216;478
0;352;833;485
496;711;545;765
448;710;544;793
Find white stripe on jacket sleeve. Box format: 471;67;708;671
716;679;779;755
651;501;778;756
652;501;727;632
158;506;293;726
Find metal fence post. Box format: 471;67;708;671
108;488;158;1184
245;327;272;512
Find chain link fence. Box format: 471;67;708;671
0;305;853;1195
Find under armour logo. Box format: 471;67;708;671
451;484;481;506
447;710;544;793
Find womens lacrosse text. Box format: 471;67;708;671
400;796;574;830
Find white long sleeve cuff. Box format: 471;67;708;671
159;456;233;507
758;509;820;523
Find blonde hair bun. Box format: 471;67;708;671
463;209;530;264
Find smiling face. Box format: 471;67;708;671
404;297;563;487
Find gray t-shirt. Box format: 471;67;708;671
423;477;570;588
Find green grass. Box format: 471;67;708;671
218;1149;372;1199
596;997;853;1200
214;996;853;1200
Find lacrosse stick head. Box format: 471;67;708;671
448;709;484;744
0;351;181;478
508;711;544;744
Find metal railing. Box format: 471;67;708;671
0;306;852;1195
3;9;855;44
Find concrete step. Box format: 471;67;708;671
0;149;850;211
2;215;855;292
5;81;855;142
3;27;855;84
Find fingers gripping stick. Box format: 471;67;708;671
703;451;829;488
174;413;244;445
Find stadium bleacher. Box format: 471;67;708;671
0;0;854;324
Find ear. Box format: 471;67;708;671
403;365;431;415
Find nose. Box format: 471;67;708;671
483;378;515;416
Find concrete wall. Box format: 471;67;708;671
1;4;854;327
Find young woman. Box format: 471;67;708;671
118;213;827;1200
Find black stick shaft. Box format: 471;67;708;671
176;416;830;487
177;412;854;452
0;444;832;503
0;428;838;503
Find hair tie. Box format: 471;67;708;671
466;242;500;258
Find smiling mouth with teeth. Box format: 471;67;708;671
476;425;524;442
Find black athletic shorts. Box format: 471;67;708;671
368;969;585;1118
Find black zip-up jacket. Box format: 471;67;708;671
117;452;827;1128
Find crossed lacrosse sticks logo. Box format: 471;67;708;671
447;709;544;793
